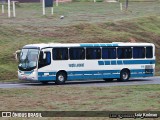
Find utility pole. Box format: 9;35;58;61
12;1;16;17
42;0;45;15
8;0;11;18
125;0;129;10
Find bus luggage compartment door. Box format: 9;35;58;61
145;65;153;74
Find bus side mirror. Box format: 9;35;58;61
15;50;21;62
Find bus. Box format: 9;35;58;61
18;42;156;84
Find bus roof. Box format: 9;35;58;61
23;42;155;49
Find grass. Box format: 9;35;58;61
0;85;159;111
1;2;160;26
0;2;160;81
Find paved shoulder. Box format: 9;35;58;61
0;76;159;88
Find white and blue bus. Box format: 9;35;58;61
18;43;155;84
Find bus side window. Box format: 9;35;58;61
53;48;68;60
86;48;101;59
102;48;116;59
45;52;51;65
133;47;145;58
125;48;132;58
38;51;51;68
117;47;132;59
69;48;85;60
146;47;153;58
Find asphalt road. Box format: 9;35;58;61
0;76;159;88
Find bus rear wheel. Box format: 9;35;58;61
55;72;66;85
118;69;130;82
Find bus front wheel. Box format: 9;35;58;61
118;69;130;82
55;72;67;85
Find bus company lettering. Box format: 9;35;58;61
12;112;42;117
69;63;84;67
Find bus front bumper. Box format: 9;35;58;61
18;70;38;81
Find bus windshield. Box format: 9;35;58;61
18;49;39;71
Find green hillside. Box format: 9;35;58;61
0;2;160;81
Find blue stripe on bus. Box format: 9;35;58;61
112;44;118;46
38;69;153;76
93;44;100;47
98;61;104;65
106;44;112;46
38;73;154;81
98;60;155;65
68;73;154;80
68;74;120;80
80;44;119;47
38;76;56;81
117;60;123;65
111;61;116;65
130;73;153;78
37;69;154;81
80;44;94;47
123;60;155;64
131;69;153;73
67;70;120;75
100;44;107;47
105;61;110;65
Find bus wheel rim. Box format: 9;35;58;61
122;72;128;80
58;75;64;82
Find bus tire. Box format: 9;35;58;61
103;78;113;82
55;72;66;85
118;69;130;82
